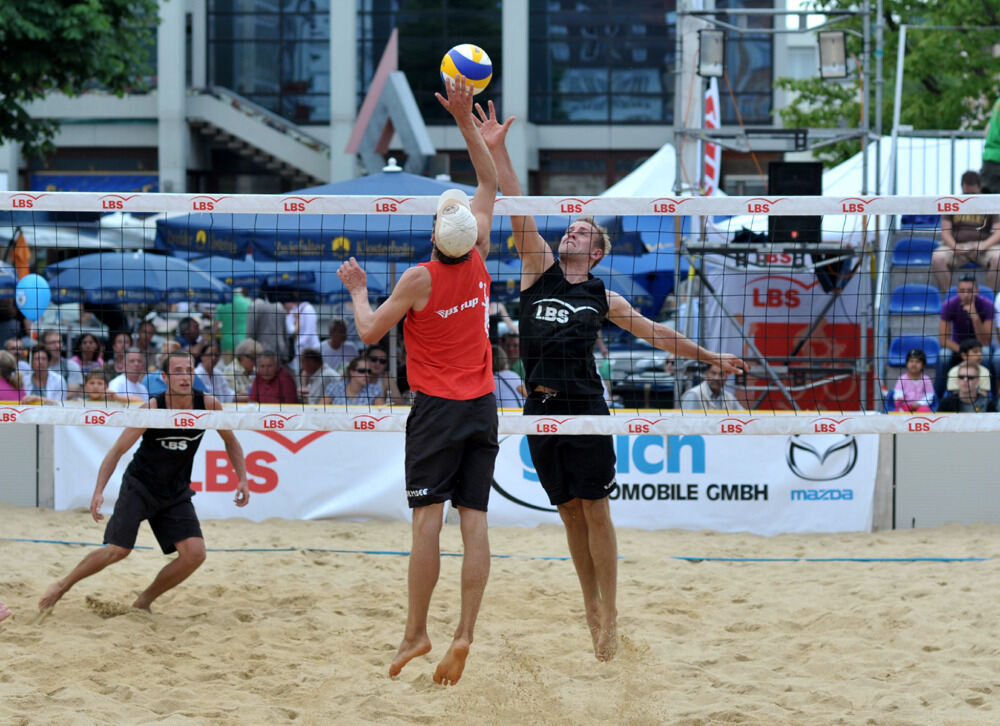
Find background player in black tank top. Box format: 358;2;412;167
478;104;747;663
39;351;249;616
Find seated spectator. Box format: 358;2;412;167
107;347;150;404
936;273;995;397
134;319;161;372
83;369;112;404
319;318;358;373
26;345;66;403
892;348;937;412
493;344;525;408
363;344;404;404
930;170;1000;291
249;350;298;404
175;316;209;361
142;341;181;396
946;339;994;396
0;350;26;402
221;338;261;402
4;336;30;374
325;356;384;406
41;328;82;399
489;300;518;343
680;364;743;411
195;343;235;402
298;347;338;405
938;362;998;412
104;331;133;378
500;332;524;379
70;333;105;375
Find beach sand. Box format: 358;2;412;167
1;502;998;725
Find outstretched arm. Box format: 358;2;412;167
337;260;431;345
606;291;747;374
437;76;497;260
475;100;554;285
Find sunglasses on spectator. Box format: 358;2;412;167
368;356;387;364
958;374;980;379
352;367;372;374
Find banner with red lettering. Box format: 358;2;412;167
703;78;721;196
53;427;877;535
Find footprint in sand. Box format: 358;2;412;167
85;595;132;619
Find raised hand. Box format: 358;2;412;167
435;74;475;120
473;99;515;150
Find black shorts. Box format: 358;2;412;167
525;392;617;506
404;391;499;511
103;475;203;555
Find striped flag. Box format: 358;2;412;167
703;78;721;196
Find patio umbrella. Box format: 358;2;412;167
45;251;231;305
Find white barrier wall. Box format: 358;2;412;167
51;427;878;536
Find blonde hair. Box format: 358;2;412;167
0;350;24;391
576;216;611;265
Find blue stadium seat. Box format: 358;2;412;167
899;214;941;229
888;335;940;367
891;236;936;267
889;284;941;315
946;283;994;300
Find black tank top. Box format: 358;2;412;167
124;391;207;502
519;262;607;399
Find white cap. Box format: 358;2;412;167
434;189;478;258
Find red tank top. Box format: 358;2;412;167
404;254;493;400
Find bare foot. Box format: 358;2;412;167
389;635;432;678
594;619;618;662
433;639;470;686
38;581;68;612
0;601;11;623
131;598;153;613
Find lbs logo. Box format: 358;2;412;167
650;198;688;214
719;417;756;434
352;414;391;430
372;197;412;213
786;434;857;481
8;193;46;209
745;197;787;214
557;198;594;214
99;194;137;211
258;413;299;430
191;195;227;211
935;196;970;213
839;197;877;213
0;407;28;423
173;411;210;428
83;410;121;426
280;196;317;212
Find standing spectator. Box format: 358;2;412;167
214;286;251;362
319;318;358;373
71;333;105;375
246;296;289;364
134;320;161;372
324;356;384;406
108;348;150;404
104;331;133;378
298;347;337;404
0;350;26;401
0;297;25;346
41;329;83;399
194;343;235;402
981;96;1000;194
27;345;66;403
930;171;1000;291
680;364;744;412
5;336;30;374
891;348;937;412
284;298;320;372
492;344;525;408
938;362;997;412
220;338;261;402
936;274;994;397
248;350;297;403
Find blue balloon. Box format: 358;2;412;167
15;273;51;321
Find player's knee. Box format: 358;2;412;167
106;545;132;562
177;540;207;566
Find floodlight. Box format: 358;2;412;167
698;29;725;78
818;30;848;79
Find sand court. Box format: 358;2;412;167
1;501;999;725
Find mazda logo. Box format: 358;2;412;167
786;434;858;481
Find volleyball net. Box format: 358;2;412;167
0;190;995;435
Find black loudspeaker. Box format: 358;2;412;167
767;162;822;245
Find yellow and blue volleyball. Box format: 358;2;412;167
440;44;492;95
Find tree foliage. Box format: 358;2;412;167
776;0;1000;166
0;0;159;158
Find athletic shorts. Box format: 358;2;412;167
404;391;499;511
103;474;203;555
524;391;617;506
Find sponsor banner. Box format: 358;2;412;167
0;191;991;216
54;427;877;535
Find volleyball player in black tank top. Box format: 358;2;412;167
38;351;250;615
